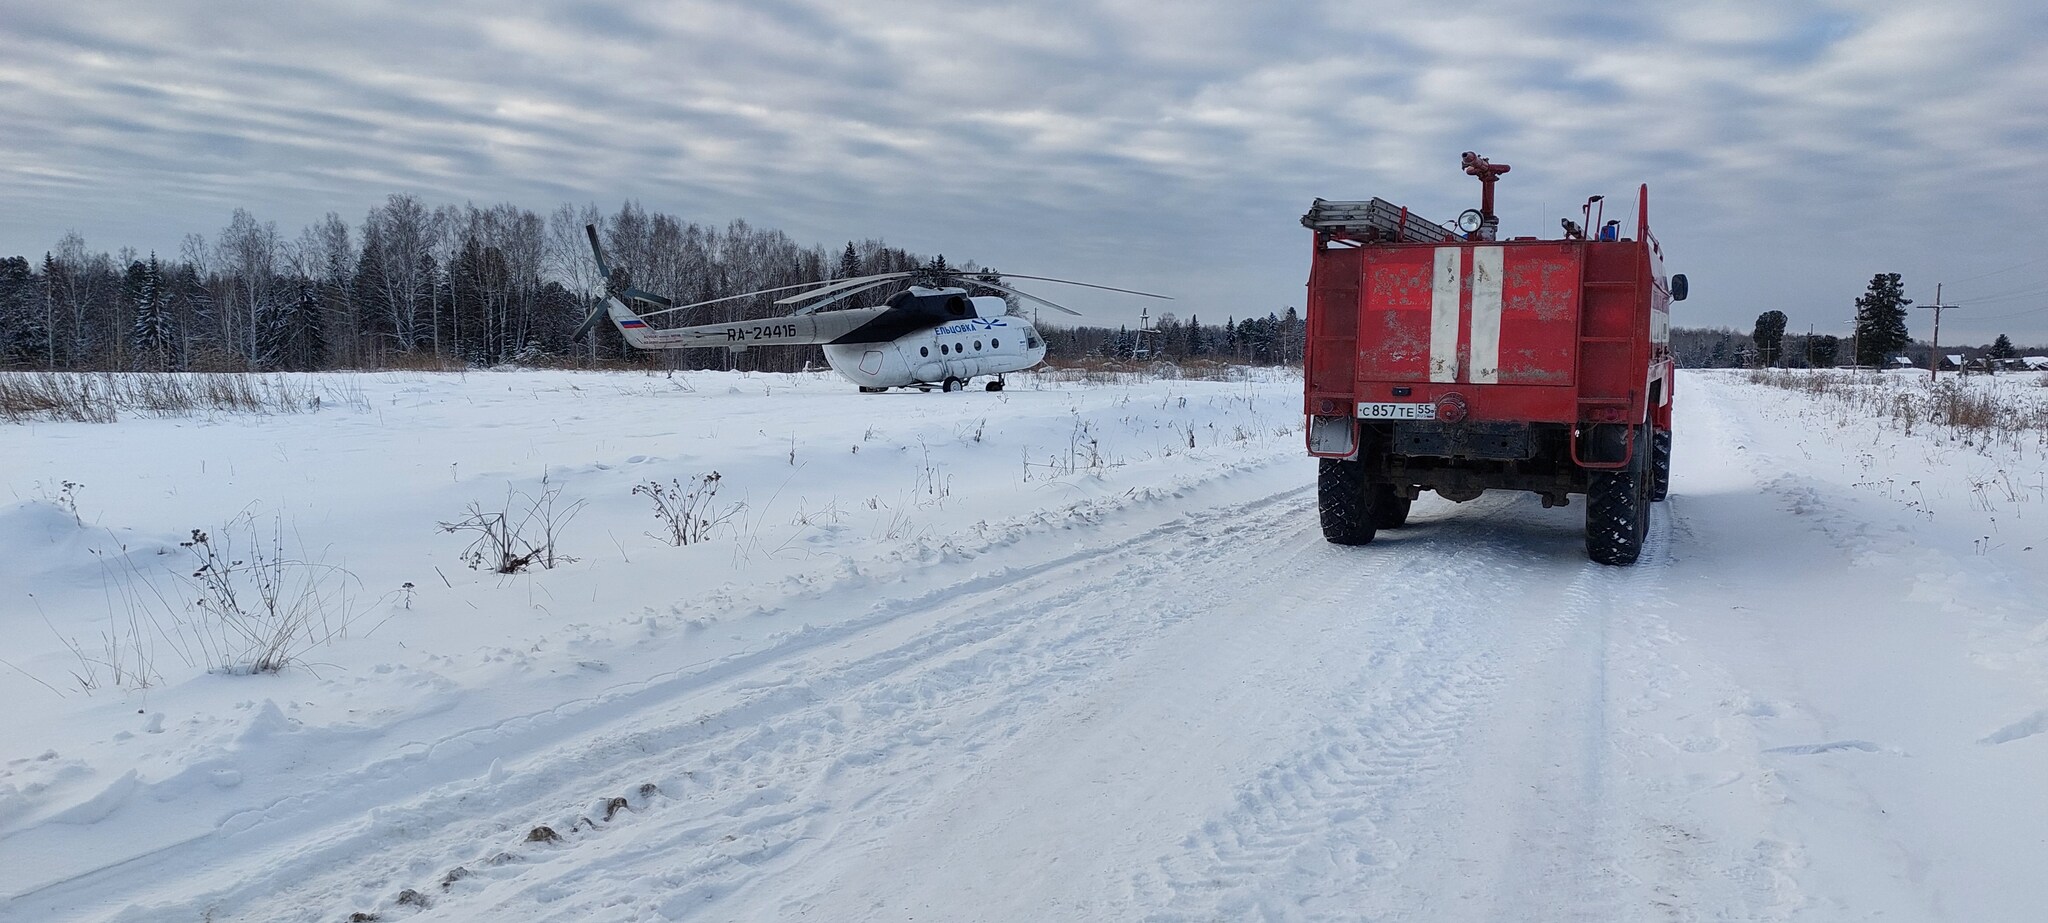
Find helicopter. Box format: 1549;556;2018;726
574;225;1168;392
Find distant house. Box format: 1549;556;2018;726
2022;356;2048;371
1888;355;1916;368
1942;354;1963;370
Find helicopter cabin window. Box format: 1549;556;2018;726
1027;335;1040;348
974;340;983;351
920;346;929;357
992;338;1000;349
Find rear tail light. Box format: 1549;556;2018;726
1436;393;1468;423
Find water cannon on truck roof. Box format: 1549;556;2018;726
1301;152;1689;565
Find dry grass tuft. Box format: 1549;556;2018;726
1748;368;2048;450
0;372;348;423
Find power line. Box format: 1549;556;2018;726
1948;279;2048;303
1946;253;2048;285
1963;303;2048;321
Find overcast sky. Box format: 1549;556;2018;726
4;0;2046;344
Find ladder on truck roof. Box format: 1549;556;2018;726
1301;198;1456;243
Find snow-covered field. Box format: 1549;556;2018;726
2;367;2044;922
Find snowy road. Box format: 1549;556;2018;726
5;370;2046;921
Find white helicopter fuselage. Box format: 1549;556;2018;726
580;221;1162;392
820;315;1047;388
602;289;1047;390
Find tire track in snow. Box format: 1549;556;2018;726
77;477;1329;921
1136;494;1603;922
1131;482;1800;923
1464;511;1676;922
449;482;1366;920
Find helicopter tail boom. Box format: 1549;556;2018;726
602;296;879;351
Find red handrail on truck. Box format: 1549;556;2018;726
1301;154;1688;565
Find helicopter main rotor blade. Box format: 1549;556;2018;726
638;274;909;319
968;279;1082;316
791;278;905;315
776;272;911;305
975;272;1171;299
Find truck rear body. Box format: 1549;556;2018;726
1302;155;1685;563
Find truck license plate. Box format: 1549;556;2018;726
1356;401;1436;421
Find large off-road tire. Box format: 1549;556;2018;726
1649;428;1672;502
1585;425;1653;566
942;377;964;393
1374;491;1413;529
1318;458;1381;546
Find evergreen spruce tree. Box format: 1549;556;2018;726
837;242;860;280
129;253;173;369
0;255;46;367
40;253;65;368
255;290;290;370
165;262;210;366
254;279;326;371
1751;310;1788;367
1989;334;2016;360
1853;272;1911;367
351;227;391;349
1809;335;1840;368
296;277;327;369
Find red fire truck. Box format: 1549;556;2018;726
1302;153;1688;565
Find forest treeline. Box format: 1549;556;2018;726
0;199;930;372
21;199;2015;375
0;197;1309;374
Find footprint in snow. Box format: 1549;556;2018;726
1764;739;1904;756
1979;709;2048;746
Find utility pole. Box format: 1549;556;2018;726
1918;283;1961;382
1131;304;1153;360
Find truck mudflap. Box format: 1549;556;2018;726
1306;414;1358;458
1572;422;1639;470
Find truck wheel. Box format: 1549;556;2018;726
1318;458;1381;546
1649;428;1672;502
1585;426;1652;566
1374;491;1412;528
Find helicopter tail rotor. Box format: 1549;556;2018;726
575;224;680;342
